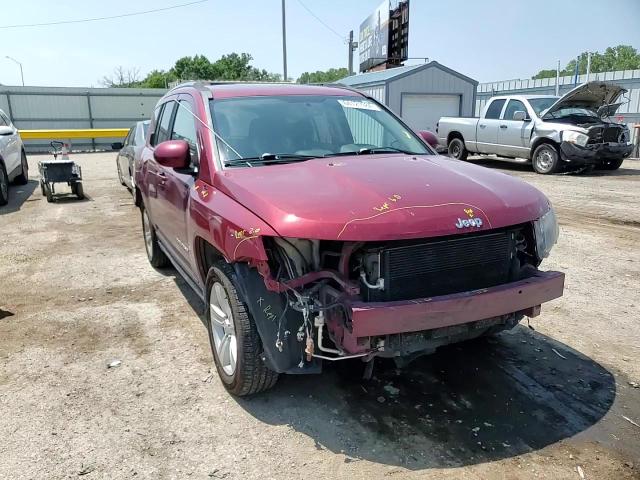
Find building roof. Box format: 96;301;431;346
336;61;478;87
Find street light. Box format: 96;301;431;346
5;56;25;86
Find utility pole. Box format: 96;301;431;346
586;52;592;81
5;56;24;86
348;30;354;75
281;0;288;82
555;59;560;96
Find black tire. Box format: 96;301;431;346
206;261;278;396
72;182;85;199
14;151;28;185
0;161;8;206
44;183;54;203
532;143;560;174
140;204;169;268
600;158;624;171
448;137;468;160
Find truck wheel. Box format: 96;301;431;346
600;158;624;171
448;138;468;160
141;204;169;268
532;144;560;174
206;261;279;396
14;151;29;185
0;162;8;206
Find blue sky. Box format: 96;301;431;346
1;0;639;87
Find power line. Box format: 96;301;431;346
0;0;210;29
294;0;347;43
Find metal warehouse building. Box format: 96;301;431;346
337;61;478;133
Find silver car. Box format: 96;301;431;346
115;120;149;193
0;109;28;206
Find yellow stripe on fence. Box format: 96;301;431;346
18;128;130;140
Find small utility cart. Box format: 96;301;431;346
38;141;84;202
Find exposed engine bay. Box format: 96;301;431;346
234;223;544;374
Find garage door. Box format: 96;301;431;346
401;94;461;133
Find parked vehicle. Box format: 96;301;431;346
0;108;28;206
135;82;564;396
38;141;84;202
437;81;633;174
114;120;150;193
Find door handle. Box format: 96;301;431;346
500;125;507;129
479;124;486;129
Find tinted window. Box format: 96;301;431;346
123;127;135;146
503;100;527;120
0;115;7;127
154;102;175;145
485;99;506;119
171;101;197;148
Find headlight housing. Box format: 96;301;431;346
533;207;559;259
562;130;589;147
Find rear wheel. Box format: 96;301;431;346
206;261;278;396
448;137;468;160
600;158;624;171
14;151;28;185
141;204;169;268
532;144;560;174
0;162;8;206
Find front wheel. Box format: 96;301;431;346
141;204;169;268
14;151;29;185
532;144;560;174
448;137;468;160
600;158;624;171
72;182;84;199
0;162;8;206
206;261;278;396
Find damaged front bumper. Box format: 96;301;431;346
338;271;565;355
560;141;633;164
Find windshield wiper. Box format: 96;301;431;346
324;146;419;157
225;153;319;167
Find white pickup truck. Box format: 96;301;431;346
436;81;633;174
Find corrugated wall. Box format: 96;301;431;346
387;67;475;117
0;86;166;152
476;70;640;143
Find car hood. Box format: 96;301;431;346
214;154;551;241
542;81;627;119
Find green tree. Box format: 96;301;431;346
297;67;350;84
532;44;640;79
138;69;176;88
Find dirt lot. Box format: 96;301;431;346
1;152;639;480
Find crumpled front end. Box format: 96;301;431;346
560;123;633;164
236;217;564;374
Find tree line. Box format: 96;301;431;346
532;45;640;79
101;53;349;88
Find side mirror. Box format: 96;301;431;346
0;126;14;136
154;140;190;169
111;142;124;150
513;111;529;121
418;130;439;148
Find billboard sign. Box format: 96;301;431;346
358;1;390;72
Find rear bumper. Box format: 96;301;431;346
560;141;633;164
345;271;564;339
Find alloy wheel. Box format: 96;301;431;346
209;282;238;376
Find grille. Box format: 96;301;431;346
364;230;516;302
588;126;623;144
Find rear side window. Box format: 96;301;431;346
485;99;506;119
153;102;176;145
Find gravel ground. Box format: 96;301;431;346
1;153;639;480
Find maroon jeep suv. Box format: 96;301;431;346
135;82;564;396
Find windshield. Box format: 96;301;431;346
210;95;431;166
545;107;599;119
528;97;559;116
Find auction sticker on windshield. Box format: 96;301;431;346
338;99;381;111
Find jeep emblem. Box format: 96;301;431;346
455;217;483;229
